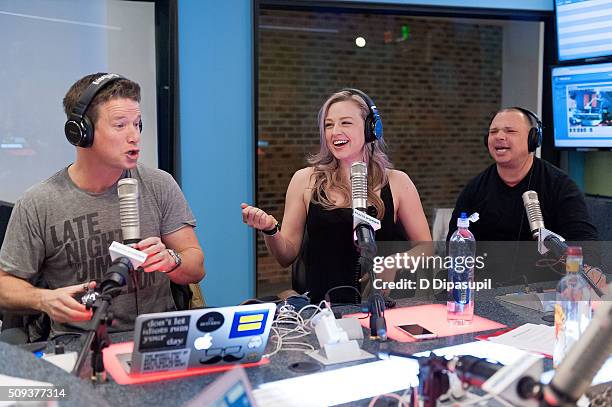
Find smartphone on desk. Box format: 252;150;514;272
396;324;437;340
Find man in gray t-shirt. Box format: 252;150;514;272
0;73;205;338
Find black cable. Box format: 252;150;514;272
324;285;362;307
132;268;140;316
352;256;361;304
49;332;84;344
514;160;535;242
505;161;536;289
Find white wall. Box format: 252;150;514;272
501;21;544;116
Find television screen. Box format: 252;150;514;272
552;61;612;148
556;0;612;61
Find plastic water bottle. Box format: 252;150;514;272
553;246;591;367
447;212;479;326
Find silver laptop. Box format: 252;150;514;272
118;303;276;374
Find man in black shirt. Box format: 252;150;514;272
448;107;603;287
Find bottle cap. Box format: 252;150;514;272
566;246;582;273
457;212;479;228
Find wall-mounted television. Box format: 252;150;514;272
556;0;612;62
552;61;612;148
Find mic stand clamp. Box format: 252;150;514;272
535;228;565;255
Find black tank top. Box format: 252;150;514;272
301;183;406;304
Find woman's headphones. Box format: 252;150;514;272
64;73;142;148
342;88;383;143
484;107;542;153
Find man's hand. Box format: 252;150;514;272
38;281;95;323
136;237;176;273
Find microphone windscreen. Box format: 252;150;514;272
522;190;544;236
117;178;140;244
350;161;367;211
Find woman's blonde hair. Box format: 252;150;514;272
308;90;392;218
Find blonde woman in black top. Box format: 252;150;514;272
242;89;431;302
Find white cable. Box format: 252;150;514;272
263;302;324;358
398;387;415;407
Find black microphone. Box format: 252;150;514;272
117;177;140;245
453;355;503;387
544;301;612;406
542;234;569;259
82;257;133;308
522;190;604;297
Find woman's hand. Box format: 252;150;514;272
241;203;277;232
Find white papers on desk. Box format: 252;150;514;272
487;323;554;356
0;375;53;407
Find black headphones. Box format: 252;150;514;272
64;73;141;148
342;88;383;143
484;107;542;153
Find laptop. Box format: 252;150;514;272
117;303;276;375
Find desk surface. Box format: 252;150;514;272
1;286;610;407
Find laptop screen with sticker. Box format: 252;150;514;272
126;303;276;375
229;309;270;338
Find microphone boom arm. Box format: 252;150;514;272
355;222;387;341
536;228;604;298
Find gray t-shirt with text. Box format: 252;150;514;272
0;164;196;335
